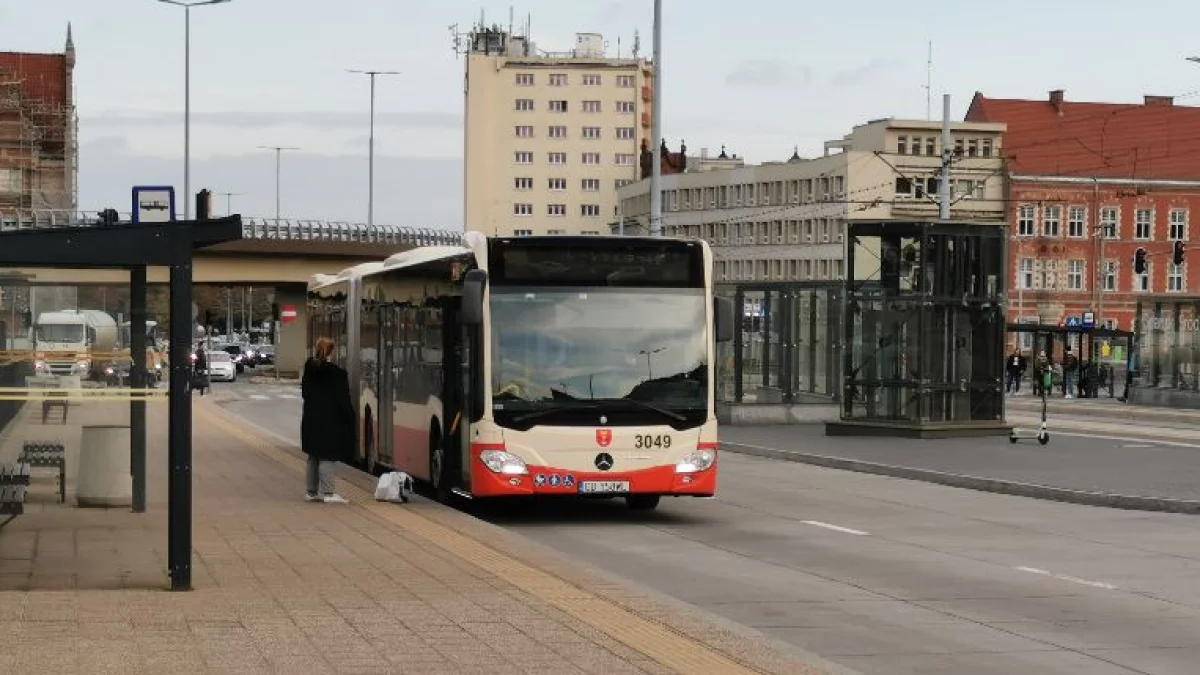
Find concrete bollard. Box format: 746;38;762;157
76;425;132;508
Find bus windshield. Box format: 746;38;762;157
489;287;708;424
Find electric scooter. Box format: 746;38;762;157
1009;370;1049;445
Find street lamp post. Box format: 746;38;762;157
649;0;663;236
216;191;242;216
257;146;299;224
158;0;230;221
347;69;399;227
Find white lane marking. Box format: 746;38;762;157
802;520;870;536
249;394;271;400
1122;444;1154;448
277;394;299;400
1015;566;1117;590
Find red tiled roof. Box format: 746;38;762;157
0;52;68;108
965;90;1200;181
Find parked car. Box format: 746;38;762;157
206;351;237;382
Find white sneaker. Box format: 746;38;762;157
305;493;321;502
323;494;349;504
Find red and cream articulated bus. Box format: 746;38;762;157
307;231;733;510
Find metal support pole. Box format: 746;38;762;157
167;227;194;591
649;0;663;236
368;74;375;228
130;266;147;513
183;6;191;221
274;149;280;224
938;93;951;221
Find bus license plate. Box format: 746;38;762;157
579;481;630;494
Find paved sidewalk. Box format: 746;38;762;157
0;396;828;674
1007;394;1200;425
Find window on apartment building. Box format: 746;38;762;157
515;98;534;111
925;138;936;155
548;152;567;165
548;125;567;139
967;139;979;157
583;100;602;112
513;229;533;236
1139;262;1152;292
617;75;635;87
514;151;533;164
582;74;601;86
616;127;635;140
615;153;635;166
549;74;568;86
1170;263;1185;292
1067;260;1085;290
581;230;601;235
515;73;534;86
513;203;533;216
954;138;965;156
582;126;601;139
1067;206;1086;238
615;179;633;189
895;177;912;197
616;101;635;113
1103;260;1117;291
515;125;533;137
982;139;994;157
581;204;601;217
1170;209;1188;240
582;152;601;165
897;136;908;154
1043;205;1061;237
548;204;566;216
548;178;567;191
1101;207;1118;238
1136;209;1153;239
1017;205;1036;236
514;177;533;190
582;178;600;191
549;100;568;112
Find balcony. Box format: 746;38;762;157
642;85;652;102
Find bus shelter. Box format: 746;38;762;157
0;214;244;591
1005;323;1133;398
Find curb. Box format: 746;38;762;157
722;441;1200;515
1006;402;1200;424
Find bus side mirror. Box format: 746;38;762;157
462;269;488;326
714;297;734;343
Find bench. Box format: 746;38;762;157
0;485;26;529
25;379;68;425
0;462;31;486
20;442;65;504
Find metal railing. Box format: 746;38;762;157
0;209;464;247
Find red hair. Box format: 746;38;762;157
314;337;335;362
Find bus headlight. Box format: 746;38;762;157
676;447;716;473
479;449;528;475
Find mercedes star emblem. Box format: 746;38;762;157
594;453;614;471
599;415;608;424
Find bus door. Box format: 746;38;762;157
377;304;396;468
440;299;468;492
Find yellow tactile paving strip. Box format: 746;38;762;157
197;403;769;675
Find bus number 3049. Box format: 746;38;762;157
634;434;672;449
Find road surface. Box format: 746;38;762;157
214;379;1200;674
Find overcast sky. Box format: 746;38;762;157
6;0;1200;228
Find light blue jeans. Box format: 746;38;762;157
1064;372;1076;396
305;455;336;496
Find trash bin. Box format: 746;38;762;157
77;425;132;508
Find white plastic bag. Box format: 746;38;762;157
374;471;413;503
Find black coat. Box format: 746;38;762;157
301;358;356;462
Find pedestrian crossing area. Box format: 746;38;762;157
212;386;301;403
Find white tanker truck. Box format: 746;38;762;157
32;309;119;381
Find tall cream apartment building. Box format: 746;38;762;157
615;118;1008;282
463;25;652;236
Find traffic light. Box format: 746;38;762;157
1174;240;1186;267
1134;247;1148;275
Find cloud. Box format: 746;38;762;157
831;58;902;87
725;60;813;87
82;110;463;130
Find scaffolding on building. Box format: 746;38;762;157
0;65;77;230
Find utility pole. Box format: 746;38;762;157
938;93;951;220
216;191;242;216
257;146;299;225
347;69;400;227
649;0;663;236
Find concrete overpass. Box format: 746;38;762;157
0;216;462;375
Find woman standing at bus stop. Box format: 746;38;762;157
301;337;354;503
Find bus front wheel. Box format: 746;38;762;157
626;495;660;511
429;422;450;503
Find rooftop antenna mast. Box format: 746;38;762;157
632;30;640;59
924;40;933;120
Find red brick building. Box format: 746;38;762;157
0;25;77;227
966;89;1200;337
